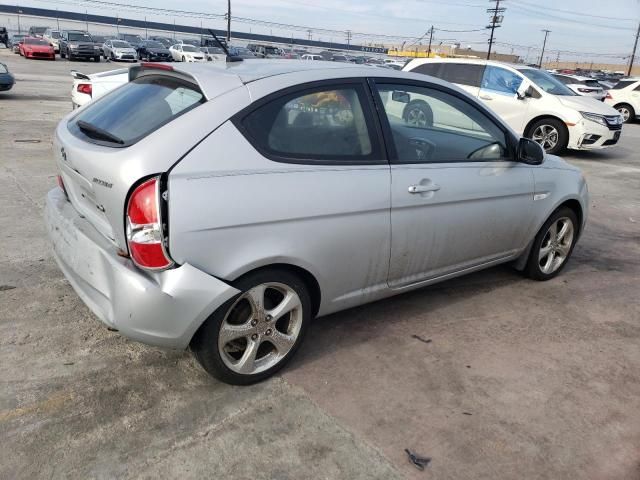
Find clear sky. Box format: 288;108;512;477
8;0;640;62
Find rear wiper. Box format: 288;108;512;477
76;120;125;145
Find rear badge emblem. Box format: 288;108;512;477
92;178;113;189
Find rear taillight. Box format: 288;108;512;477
126;176;173;270
77;83;92;96
605;91;612;100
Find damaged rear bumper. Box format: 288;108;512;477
45;188;240;349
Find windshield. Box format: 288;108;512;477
68;33;92;42
51;31;61;39
12;35;25;41
265;47;280;55
112;41;130;48
182;45;198;52
144;41;163;48
517;68;576;95
31;27;47;34
25;38;50;45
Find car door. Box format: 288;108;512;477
478;65;530;133
372;79;535;288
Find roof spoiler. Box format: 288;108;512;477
70;70;90;80
207;29;242;63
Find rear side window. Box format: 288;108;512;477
612;80;635;90
69;75;204;147
239;85;379;163
411;63;442;77
440;63;485;87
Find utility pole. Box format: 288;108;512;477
17;9;22;35
226;0;231;41
538;29;551;68
486;0;505;60
56;8;60;30
85;10;89;32
628;22;640;76
346;30;352;49
427;26;434;57
307;29;312;41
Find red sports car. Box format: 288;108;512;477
20;37;55;60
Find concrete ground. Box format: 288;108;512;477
0;49;638;480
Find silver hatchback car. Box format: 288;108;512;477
45;60;588;384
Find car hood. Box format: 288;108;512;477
24;44;53;51
556;95;619;115
69;42;95;47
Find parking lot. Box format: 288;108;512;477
1;49;639;480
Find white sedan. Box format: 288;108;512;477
604;77;640;123
70;68;128;109
169;44;205;62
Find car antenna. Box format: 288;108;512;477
207;29;242;63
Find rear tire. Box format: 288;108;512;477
181;55;186;62
191;269;312;385
614;103;635;124
524;207;579;281
526;118;568;155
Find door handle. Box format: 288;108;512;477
479;94;493;100
408;184;441;194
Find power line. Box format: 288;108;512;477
511;0;637;22
508;3;637;31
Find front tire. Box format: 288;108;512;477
524;207;579;281
181;55;186;62
191;269;312;385
614;103;635;124
526;118;568;155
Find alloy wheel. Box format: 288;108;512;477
538;217;574;274
218;283;304;375
617;106;631;123
532;124;559;151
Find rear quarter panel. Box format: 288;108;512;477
167;121;392;315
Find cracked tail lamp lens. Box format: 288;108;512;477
126;177;173;270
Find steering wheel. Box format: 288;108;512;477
408;137;436;162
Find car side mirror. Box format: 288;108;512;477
516;84;531;100
392;91;410;103
518;138;544;165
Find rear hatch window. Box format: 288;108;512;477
69;74;205;147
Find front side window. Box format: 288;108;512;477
517;68;576;95
481;66;523;95
241;85;376;162
377;83;509;163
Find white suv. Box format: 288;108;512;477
404;58;623;154
604;78;640;123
